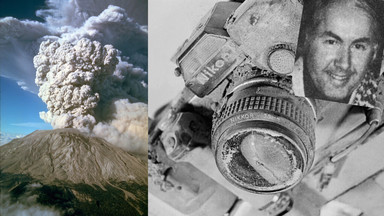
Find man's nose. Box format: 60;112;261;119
335;46;351;71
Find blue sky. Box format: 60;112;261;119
0;0;45;21
0;0;52;138
1;77;52;134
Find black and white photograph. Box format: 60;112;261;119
292;0;384;108
149;0;384;216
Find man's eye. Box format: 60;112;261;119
353;43;367;51
324;39;337;45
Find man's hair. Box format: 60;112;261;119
304;0;383;36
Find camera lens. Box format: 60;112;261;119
212;79;315;193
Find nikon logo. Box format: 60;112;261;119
230;113;256;123
196;51;234;85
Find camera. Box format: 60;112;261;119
170;0;317;193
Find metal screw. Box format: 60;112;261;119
174;67;181;77
250;14;259;26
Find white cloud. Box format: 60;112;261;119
0;17;51;93
10;122;52;128
93;99;148;154
0;132;26;146
0;186;62;216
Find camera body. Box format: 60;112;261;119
170;0;317;193
172;0;302;97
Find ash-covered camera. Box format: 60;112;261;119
172;0;316;193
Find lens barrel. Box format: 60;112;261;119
212;75;316;193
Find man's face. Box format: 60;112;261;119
305;1;377;102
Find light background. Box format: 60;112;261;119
148;0;222;117
148;1;224;215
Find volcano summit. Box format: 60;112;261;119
0;128;147;215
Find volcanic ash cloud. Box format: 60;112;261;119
34;38;148;154
1;0;147;92
93;99;148;154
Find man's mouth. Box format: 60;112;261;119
329;73;348;81
326;70;350;86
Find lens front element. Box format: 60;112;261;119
212;84;315;193
240;131;301;186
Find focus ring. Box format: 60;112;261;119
213;95;315;143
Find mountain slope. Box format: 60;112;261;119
0;128;148;215
0;128;147;185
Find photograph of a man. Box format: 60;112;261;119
294;0;384;107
